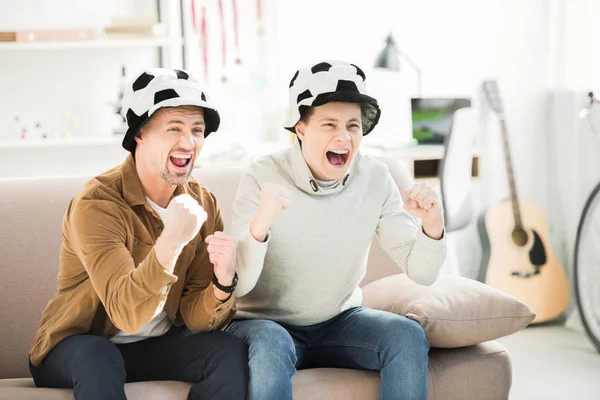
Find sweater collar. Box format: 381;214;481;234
289;142;354;196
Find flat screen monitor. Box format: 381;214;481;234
411;98;471;145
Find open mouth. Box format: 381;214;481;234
169;153;193;171
326;149;350;167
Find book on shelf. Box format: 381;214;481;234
104;24;167;37
104;16;166;37
0;29;95;42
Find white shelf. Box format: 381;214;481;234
0;37;183;51
0;136;123;149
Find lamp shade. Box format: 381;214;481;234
374;34;400;70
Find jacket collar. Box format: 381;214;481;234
121;154;188;208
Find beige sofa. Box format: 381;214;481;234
0;158;512;399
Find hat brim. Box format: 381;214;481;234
284;91;381;135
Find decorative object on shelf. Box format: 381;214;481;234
186;0;269;85
108;65;129;135
256;0;264;36
13;116;47;140
374;34;422;96
10;112;80;141
218;0;228;83
33;122;49;140
201;4;209;82
232;0;241;65
579;91;600;136
61;110;78;139
190;0;209;82
14;115;23;140
249;0;268;93
0;29;94;42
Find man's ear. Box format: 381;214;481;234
134;129;144;146
295;121;306;141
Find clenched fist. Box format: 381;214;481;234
162;194;208;246
205;232;237;300
250;182;292;242
403;183;445;240
154;194;207;273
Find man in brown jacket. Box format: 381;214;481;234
28;68;248;400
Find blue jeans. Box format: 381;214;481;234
225;306;429;400
29;326;248;400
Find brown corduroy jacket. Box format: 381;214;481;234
29;154;235;366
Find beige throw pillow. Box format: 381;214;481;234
361;274;535;348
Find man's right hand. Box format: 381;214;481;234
155;194;207;272
162;194;208;245
250;182;291;242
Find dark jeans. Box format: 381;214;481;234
29;326;248;400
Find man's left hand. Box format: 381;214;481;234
403;183;445;240
205;232;237;300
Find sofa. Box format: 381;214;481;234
0;157;512;399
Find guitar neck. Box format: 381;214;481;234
499;117;523;228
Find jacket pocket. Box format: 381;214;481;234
131;237;153;267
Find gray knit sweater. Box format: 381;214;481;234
231;144;446;326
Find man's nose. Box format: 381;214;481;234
335;128;351;142
178;131;195;149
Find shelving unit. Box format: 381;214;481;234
0;1;186;150
0;0;184;66
0;136;122;149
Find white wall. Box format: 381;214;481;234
545;0;600;284
550;0;600;91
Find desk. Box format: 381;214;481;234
362;144;481;181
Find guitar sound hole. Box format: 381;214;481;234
511;228;528;247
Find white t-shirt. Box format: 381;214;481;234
110;197;172;344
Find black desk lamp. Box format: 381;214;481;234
374;34;422;96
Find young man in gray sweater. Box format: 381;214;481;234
223;60;447;400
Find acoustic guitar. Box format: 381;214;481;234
477;80;570;324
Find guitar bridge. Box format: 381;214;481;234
511;269;541;278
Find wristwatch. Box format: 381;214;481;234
212;272;238;293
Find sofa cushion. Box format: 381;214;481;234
292;341;511;400
362;274;535;347
0;176;90;379
0;341;511;400
0;379;193;400
428;340;511;400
